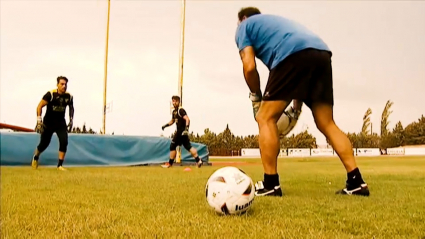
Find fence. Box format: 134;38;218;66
241;147;425;157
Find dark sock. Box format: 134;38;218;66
58;159;64;167
33;155;39;161
195;156;201;163
347;168;365;186
264;173;280;189
169;159;174;165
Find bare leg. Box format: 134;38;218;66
169;150;176;161
189;147;198;158
311;102;369;196
311;102;357;172
189;147;203;167
256;100;290;174
59;151;66;160
255;100;291;192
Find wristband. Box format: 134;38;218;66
37;116;42;122
249;92;262;102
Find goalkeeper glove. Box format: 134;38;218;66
286;106;302;120
35;116;45;134
67;118;73;133
249;92;262;119
162;123;169;131
182;126;189;136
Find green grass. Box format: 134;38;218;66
1;156;425;239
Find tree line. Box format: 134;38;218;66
73;100;424;156
340;100;425;149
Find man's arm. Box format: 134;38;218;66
236;22;261;95
162;117;175;130
36;100;48;118
179;109;189;128
180;109;190;135
68;95;74;120
240;46;261;95
67;95;75;132
183;115;190;128
182;115;190;136
37;92;51;120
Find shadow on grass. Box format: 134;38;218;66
207;207;258;217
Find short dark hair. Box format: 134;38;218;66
172;95;180;101
57;76;68;84
238;7;261;21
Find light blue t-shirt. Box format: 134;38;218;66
235;14;331;70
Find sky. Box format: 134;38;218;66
1;0;424;145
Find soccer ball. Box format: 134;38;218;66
205;166;255;215
277;110;298;137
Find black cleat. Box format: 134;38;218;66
336;183;370;196
196;160;203;168
254;181;283;197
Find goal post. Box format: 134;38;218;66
176;0;186;164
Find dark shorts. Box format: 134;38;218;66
170;134;192;151
37;123;68;152
262;48;334;109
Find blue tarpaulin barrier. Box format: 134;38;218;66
0;132;209;166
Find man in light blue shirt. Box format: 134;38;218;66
235;7;369;197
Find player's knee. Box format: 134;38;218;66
59;137;68;152
256;112;279;127
37;138;51;153
189;147;198;156
256;109;281;126
37;144;48;153
312;103;335;134
59;143;68;152
255;113;268;125
315;119;334;135
256;101;289;125
59;145;67;153
170;143;177;151
184;144;192;152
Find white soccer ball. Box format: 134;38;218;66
205;166;255;215
277;111;298;137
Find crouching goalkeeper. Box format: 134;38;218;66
236;7;369;197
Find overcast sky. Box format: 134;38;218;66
1;0;424;144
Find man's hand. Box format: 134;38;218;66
162;123;169;131
249;92;262;119
182;126;189;136
240;47;261;95
67;118;73;133
35;116;44;134
286;106;302;120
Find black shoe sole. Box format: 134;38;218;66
336;187;370;196
255;187;283;197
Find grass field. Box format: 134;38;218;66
1;156;425;239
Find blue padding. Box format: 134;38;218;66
0;132;209;166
